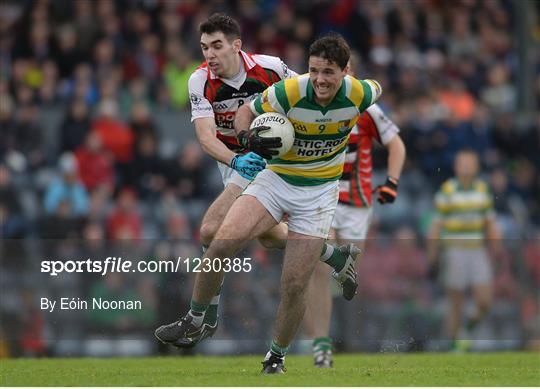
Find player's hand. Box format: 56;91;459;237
229;152;266;180
237;127;282;160
374;176;398;204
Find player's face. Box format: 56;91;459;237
309;56;347;106
200;32;241;78
454;152;479;182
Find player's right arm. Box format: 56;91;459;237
193;117;236;165
188;71;235;164
426;185;448;277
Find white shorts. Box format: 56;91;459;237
243;169;339;239
331;204;373;240
217;161;250;189
442;247;493;290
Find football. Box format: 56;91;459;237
249;112;295;159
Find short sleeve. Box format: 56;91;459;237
250;80;288;116
365;104;399;145
358;79;382;112
188;71;214;122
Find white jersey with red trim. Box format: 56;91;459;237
339;104;399;208
188;51;297;151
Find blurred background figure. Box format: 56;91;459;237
427;150;502;352
43;152;89;218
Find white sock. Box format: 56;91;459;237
188;311;204;327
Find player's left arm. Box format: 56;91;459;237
234;104;257;136
368;104;405;204
356;78;383;112
485;201;504;257
376;135;406;204
233;83;285;159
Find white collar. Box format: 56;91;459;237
208;50;256;80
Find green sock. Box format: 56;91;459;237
313;337;332;353
203;282;222;326
320;243;347;272
270;340;290;358
190;299;208;314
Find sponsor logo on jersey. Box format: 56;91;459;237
282;62;290;78
293;122;308;132
190;93;201;105
378;113;389;123
338;119;352;133
215;111;236;129
293;137;347;157
232;92;249;97
213;102;228;111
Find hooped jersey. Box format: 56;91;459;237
188;51;296;151
339;104;399;207
434;178;495;241
251;74;382;186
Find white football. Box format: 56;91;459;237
249;112;295;159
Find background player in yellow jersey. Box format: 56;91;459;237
159;33;381;373
427;149;502;351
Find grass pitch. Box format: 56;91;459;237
1;352;539;386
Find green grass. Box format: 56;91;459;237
1;352;539;386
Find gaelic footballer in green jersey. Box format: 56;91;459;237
235;34;382;373
428;149;501;352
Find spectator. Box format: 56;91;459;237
55;24;82;79
163;39;198;108
74;132;115;193
127;131;165;199
43;152;89;217
91;99;134;164
0;163;26;239
19;291;47;357
87;273;152;332
438;78;476;122
165;141;207;200
60;99;91;152
129;102;158;139
480;63;516;112
0;93;16;157
120;78;153;118
106;187;142;240
12;104;45;170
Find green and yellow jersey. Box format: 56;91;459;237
250;74;381;186
434;178;495;242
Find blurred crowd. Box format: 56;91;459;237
0;0;538;357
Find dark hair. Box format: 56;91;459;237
308;33;350;70
199;13;241;41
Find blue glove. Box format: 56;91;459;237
229;152;266;180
